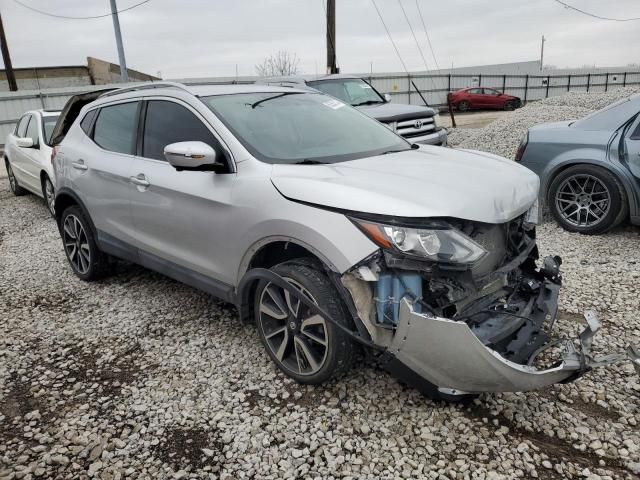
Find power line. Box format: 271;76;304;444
552;0;640;21
370;0;409;74
11;0;151;20
415;0;440;71
397;0;429;72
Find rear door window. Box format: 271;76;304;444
93;102;139;155
142;100;223;161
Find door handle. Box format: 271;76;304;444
129;174;150;187
72;160;88;170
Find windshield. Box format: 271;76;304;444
308;78;385;106
42;115;59;145
202;92;409;164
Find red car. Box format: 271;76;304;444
448;87;521;112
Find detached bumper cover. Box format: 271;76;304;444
388;299;640;393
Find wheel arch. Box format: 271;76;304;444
235;238;341;323
54;188;97;235
39;169;50;184
543;159;638;220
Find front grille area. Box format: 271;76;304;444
395;117;436;139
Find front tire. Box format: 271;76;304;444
504;100;516;111
457;101;470;112
5;160;27;196
60;205;111;281
548;165;627;235
42;175;56;217
254;261;354;384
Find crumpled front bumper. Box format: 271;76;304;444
387;299;640;394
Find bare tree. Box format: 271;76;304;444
255;51;300;77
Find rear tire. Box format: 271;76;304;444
457;101;470;112
5;160;27;196
547;164;627;235
254;261;354;385
60;205;112;281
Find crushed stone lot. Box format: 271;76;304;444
2;90;640;479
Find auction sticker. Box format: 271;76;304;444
323;99;345;109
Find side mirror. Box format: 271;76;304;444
164;141;226;172
16;137;35;148
384;93;392;103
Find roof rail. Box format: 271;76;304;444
99;81;190;98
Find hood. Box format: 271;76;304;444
271;146;540;224
357;102;436;123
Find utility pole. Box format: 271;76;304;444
0;11;17;91
326;0;338;74
109;0;129;82
540;35;545;72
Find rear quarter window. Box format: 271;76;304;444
80;109;98;135
92;102;139;155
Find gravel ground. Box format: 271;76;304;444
448;87;640;159
2;112;640;479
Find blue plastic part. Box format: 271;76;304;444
375;273;423;326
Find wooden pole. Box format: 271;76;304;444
0;11;17;91
326;0;338;74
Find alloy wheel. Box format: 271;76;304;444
63;214;91;274
554;174;611;228
44;178;55;215
258;279;329;376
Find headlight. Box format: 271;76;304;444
350;218;487;264
433;114;441;127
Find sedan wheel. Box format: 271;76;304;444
458;101;470;112
548;165;627;234
6;162;27;196
43;176;55;216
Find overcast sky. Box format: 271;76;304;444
4;0;640;78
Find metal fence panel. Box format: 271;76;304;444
1;71;639;148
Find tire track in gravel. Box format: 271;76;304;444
464;401;636;479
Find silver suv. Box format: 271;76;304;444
52;82;638;399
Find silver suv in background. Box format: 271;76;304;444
5;109;60;215
52;82;638;400
257;75;448;146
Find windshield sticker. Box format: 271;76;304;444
323;99;345;110
360;84;373;89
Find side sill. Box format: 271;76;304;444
96;230;236;304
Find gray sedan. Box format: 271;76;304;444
517;93;640;234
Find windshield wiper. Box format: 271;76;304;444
352;100;384;107
250;92;300;109
380;149;410;155
293;159;327;165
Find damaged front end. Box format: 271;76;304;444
342;212;640;395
